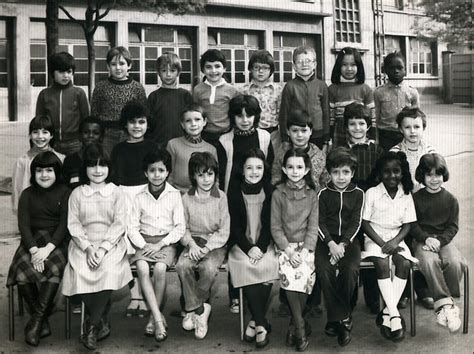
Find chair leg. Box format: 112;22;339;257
463;265;469;334
409;267;416;337
65;297;71;339
17;288;24;316
9;286;15;341
239;288;244;341
80;301;85;336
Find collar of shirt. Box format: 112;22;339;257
205;78;226;104
187;184;221;198
399;139;427;152
326;181;357;192
249;79;276;89
386;80;408;89
82;183;117;197
142;182;176;201
347;138;374;148
378;182;405;199
295;72;316;82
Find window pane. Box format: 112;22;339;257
129;47;140;58
179;73;191;84
283;62;293;71
223;72;231;83
145;27;174;42
0;58;5;72
283;72;293;82
181;60;191;71
179;48;191;60
0;20;6;39
235;50;245;60
59;22;85;40
273;35;281;47
282;34;302;47
283;51;292;61
220;31;244;45
145;59;155;71
0;73;7;87
95;73;108;82
74;73;88;86
30;21;46;40
419;63;424;73
95;46;110;58
247;33;259;47
58;45;69;53
31;59;46;73
222;49;231;61
145;47;157;59
235;72;245;83
235;61;245;71
129;73;140;82
178;32;191;44
74;46;88;58
31;74;46;87
129;27;141;43
30;44;46;58
131;59;140;71
208;32;217;46
145;73;157;85
75;59;88;72
162;47;174;53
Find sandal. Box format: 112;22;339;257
144;316;155;337
154;317;168;342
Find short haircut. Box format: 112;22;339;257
156;52;182;72
326;147;358;172
80;143;113;184
188;151;219;188
142;149;172;174
30;151;63;186
106;46;132;65
396;106;427;129
248;50;275;75
331;47;365;84
181;103;207;122
415;153;449;184
29;115;55;147
383;51;405;71
229;94;261;128
287;109;313;130
200;49;226;72
343;102;372;128
49;52;76;74
79;116;105;137
120;101;149;130
292;46;316;63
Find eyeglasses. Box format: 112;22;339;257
295;59;316;66
252;65;271;72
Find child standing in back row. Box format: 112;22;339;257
193;49;239;147
374;52;419;151
91;46;146;154
147;52;193;148
35;52;90;155
329;47;374;147
279;46;330;152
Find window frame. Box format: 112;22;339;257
334;0;361;44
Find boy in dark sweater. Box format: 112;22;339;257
147;52;193;148
35;52;90;155
316;147;364;347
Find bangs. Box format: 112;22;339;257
84;158;109;168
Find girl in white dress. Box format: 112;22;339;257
62;144;132;350
361;151;417;343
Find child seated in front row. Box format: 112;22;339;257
128;149;186;342
390;107;436;192
362;151;417;343
12;115;65;213
271;148;318;352
176;152;230;340
412;153;466;333
317;147;364;347
167;104;217;193
63;116;104;189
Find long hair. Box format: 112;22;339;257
368;151;413;194
79;143;113;184
279;148;315;190
29;151;63;186
331;47;365;84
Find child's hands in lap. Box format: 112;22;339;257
382;239;402;255
423;237;440;253
328;241;345;263
86;246;100;269
248;246;263;264
187;242;203;261
32;260;45;273
142;242;164;258
289;252;302;268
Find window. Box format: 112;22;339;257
0;18;11;121
334;0;361;43
409;38;436;75
29;20;113;87
273;33;321;83
383;0;403;9
128;25;194;88
208;28;261;84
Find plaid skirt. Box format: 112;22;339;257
7;230;68;286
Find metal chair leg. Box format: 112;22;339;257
463;265;469;334
65;297;71;339
409;266;416;337
80;301;86;336
9;286;15;341
239;288;244;341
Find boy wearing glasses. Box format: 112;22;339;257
279;46;330;153
243;50;283;152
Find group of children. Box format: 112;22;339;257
6;43;465;352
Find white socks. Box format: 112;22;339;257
377;278;402;331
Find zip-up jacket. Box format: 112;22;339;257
36;82;90;142
318;182;364;245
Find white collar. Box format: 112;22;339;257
378;182;405;199
82;183;117;197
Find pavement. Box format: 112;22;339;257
0;101;473;353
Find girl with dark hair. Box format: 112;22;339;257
61;143;132;350
271;148;318;351
329;47;374;147
227;148;278;348
361;151;417;343
7;151;70;346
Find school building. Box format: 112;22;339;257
0;0;450;123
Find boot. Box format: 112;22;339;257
18;283;41;346
81;320;98;350
97;300;111;341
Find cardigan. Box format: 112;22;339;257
347;139;383;191
270;183;318;251
317;182;364;245
227;181;273;254
411;188;459;247
279;74;330;142
35;82;90;143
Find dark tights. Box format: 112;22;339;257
80;290;112;326
243;283;272;327
286;290;308;338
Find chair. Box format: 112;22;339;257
8;284;71;341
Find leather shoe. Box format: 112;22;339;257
337;318;352;347
376;311;392;340
390;316;406;342
40;319;51;338
325;321;338;337
418;297;434;310
24;317;42;346
255;325;270;348
97;318;111;341
285;329;295;347
398;297;409;309
296;336;309;351
80;323;98;350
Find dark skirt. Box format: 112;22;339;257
129;234;177;268
7;230;68;286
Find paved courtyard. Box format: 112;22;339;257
0;100;472;352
